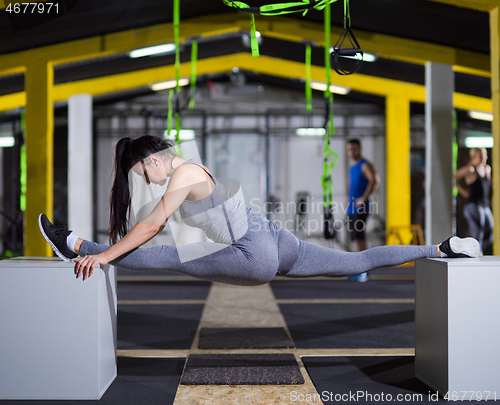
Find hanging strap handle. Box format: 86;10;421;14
189;41;198;109
330;0;363;75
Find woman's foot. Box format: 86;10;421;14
439;236;480;258
38;214;78;261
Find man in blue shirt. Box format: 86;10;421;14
346;139;380;281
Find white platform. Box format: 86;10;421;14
415;257;500;401
0;257;117;400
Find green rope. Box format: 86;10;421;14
305;43;312;113
167;89;173;137
321;3;338;208
324;1;331;99
223;0;340;16
189;41;198;109
20;110;26;212
250;14;260;57
174;0;180;94
452;109;458;197
173;0;182;147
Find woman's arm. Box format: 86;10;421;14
74;165;206;279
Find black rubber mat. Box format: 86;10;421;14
271;280;415;299
117;304;204;350
0;357;185;405
303;356;447;404
198;327;295;349
180;354;305;385
117;280;211;300
280;303;414;348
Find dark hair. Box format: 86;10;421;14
347;138;361;147
109;135;174;244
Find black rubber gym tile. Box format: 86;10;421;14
117;304;204;350
0;357;185;405
180;354;305;385
303;356;447;404
117;280;211;300
117;268;185;277
280;304;414;348
198;327;295;349
271;280;415;299
370;265;415;276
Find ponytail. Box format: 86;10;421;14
109;137;134;244
108;135;175;244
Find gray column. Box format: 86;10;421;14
68;94;93;240
425;62;454;245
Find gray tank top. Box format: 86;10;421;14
177;160;250;244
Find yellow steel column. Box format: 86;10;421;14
386;94;411;242
24;61;54;256
491;7;500;255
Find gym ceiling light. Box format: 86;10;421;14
464;136;494;148
0;137;15;147
296;128;326;136
129;43;176;58
468;110;493;122
150;78;190;91
310;81;351;95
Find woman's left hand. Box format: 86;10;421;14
73;254;109;281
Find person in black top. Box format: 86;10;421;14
456;147;493;254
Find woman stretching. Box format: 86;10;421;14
39;135;480;283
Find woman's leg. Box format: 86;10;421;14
463;203;481;242
79;225;280;287
273;222;438;278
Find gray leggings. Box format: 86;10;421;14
80;213;437;286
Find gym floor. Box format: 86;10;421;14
1;265;448;405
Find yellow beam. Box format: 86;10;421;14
490;6;500;255
257;16;490;76
386;95;411;239
24;61;54;257
0;13;491;79
0;54;492;112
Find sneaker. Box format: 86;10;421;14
439;236;480;258
347;272;368;282
38;214;78;261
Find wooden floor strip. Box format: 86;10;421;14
276;298;415;304
117;348;415;358
117;299;206;305
116;298;414;305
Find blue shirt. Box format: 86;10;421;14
348;158;370;216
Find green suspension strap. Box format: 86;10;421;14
330;0;363;75
173;0;182;147
189;41;198;109
222;0;340;57
249;14;260;57
20;109;26;212
223;0;340;16
167;89;174;137
322;2;339;239
452;109;458;197
305;44;312;113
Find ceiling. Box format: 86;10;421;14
0;0;493;120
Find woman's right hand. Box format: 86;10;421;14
73;253;109;281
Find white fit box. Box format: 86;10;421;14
0;257;117;400
415;257;500;401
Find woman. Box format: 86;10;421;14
40;135;480;283
456;147;493;254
